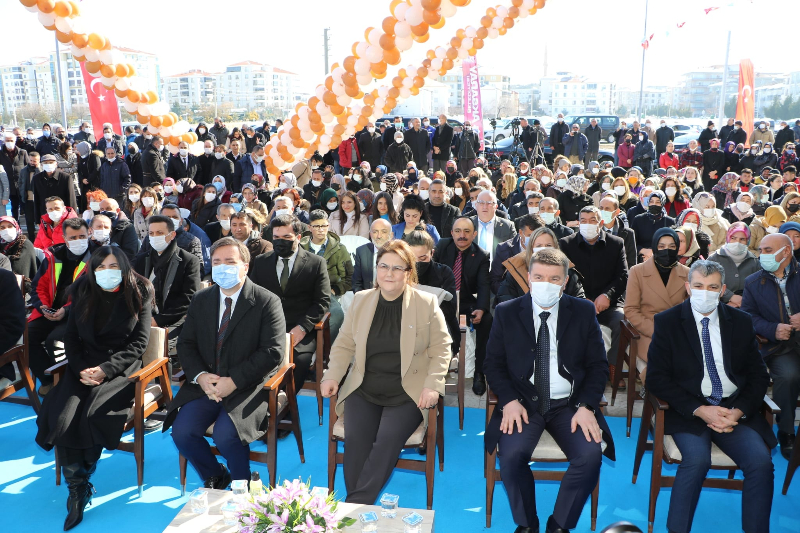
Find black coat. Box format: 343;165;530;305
697;127;718;153
775;126;795;152
404;128;431;168
203;221;232;243
164;279;286;445
384;142;413;173
2;236;37;282
549;122;569;149
432;123;454;161
352;242;375;293
417;260;460;356
197;154;215;185
191;196;221;229
0;147;28;196
426;201;459;239
166;153;199;183
483;295;615;459
36;279;153;450
726;127;747;147
630;212;676;252
133;243;201;328
109;215;140;260
556;190;593;224
544;221;574;241
701;149;726;187
655;126;675;155
0;268;25;355
559;231;628;306
97;135;125;156
607;221;638;268
142;144;166;182
357;132;384;170
125;153;144;187
433;238;491;313
496;263;585;304
32;170;77;221
35;135;62;157
211;157;235;187
248;249;331;344
647;301;775;448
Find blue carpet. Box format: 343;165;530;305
0;394;798;532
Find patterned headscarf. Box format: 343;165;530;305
711;172;740;208
381;173;399;195
677;208;703;232
564;175;587;195
726;221;751;243
357;189;375;213
0;215;23;254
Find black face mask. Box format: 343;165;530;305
648;204;663;216
416;261;431;278
788;204;800;213
100;211;117;221
331;183;340;191
654;248;678;268
156;192;164;202
272;238;296;258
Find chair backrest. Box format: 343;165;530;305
142;327;167;366
338;235;369;264
15;274;24;296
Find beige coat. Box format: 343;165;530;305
624;258;689;360
322;286;452;423
329;210;371;238
700;217;729;253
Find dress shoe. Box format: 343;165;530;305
778;430;795;460
545;515;569;533
203;463;232;490
514;525;538;533
472;372;487;396
143;419;163;431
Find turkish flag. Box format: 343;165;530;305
736;59;755;148
80;62;122;141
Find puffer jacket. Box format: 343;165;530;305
300;230;354;296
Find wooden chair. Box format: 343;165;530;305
301;312;331;425
484;386;603;529
177;333;304;493
327;388;444;510
48;326;173;497
609;319;643;437
632;391;780;533
0;274;41;413
444;313;467;430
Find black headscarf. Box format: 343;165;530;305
651;227;680;285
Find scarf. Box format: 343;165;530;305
677;226;700;263
730;192;754;220
382;174;399;195
564;175;588;195
711;172;740;208
0;215;25;261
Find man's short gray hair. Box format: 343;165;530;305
529;248;569;278
217;203;236;216
274;195;294;210
477;189;497;203
580;206;601;221
688;260;726;284
540;197;559;210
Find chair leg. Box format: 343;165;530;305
267;391;278;489
55;448;61;486
314;355;323;426
648;412;665;533
287;370;305;463
437;405;444;472
610;350;625;407
626;358;638;438
179;454;187;496
135;413;145;498
327;439;336;493
20;360;42;413
633;395;652;484
783;431;800;495
458;331;466;430
590;481;599;531
485;451;496;528
425;445;434;510
727;469;736;480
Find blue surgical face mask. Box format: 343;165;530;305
759;246;786;273
43;130;51;137
522;234;531;249
540;212;555;224
232;203;243;212
95;268;122;290
212;264;241;290
213;182;224;192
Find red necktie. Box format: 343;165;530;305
453;250;463;291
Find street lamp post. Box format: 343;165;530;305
636;0;649;121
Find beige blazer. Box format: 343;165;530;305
322;286;452;424
624;258;689;360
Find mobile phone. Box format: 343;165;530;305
41;307;54;314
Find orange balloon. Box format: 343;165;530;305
137;114;149;125
371;61;387;75
345;84;360;97
43;23;57;31
322;91;337;106
508;6;520;18
450;37;462;49
389;0;403;16
170;136;181;146
146;91;158;103
450;0;469;5
55;30;72;44
456;29;466;39
422;58;432;68
294;102;304;113
437;68;447;76
311;121;325;133
351;41;360;57
414;32;430;43
138;92;149;104
71;32;87;47
391;76;403;89
385;96;397;109
308;111;322;124
150;115;162;128
99;64;115;78
290;115;300;126
82;59;98;73
363;27;374;42
529;7;537;15
503;17;514;29
431;17;445;30
336;114;349;126
410;22;429;36
73;54;85;62
292;138;305;149
480;15;493;28
20;0;38;7
330;62;340;72
308;96;320;109
325;76;334;90
361;105;374;117
421;0;441;9
473;37;484;49
383;48;401;65
329;104;345;116
127;90;140;103
169;112;179;124
54;0;72;17
382;16;397;35
115;64;129;77
446;47;458;60
330;134;342;146
422;9;440;25
69;0;80;16
162;114;175;127
189;132;198;144
426;49;436;60
37;0;56;13
343;55;356;73
363;93;375;106
333;124;345;136
467;47;477;56
413;76;425;88
498;27;507;36
442;58;453;70
114;88;127;99
486;7;496;17
476;26;488;39
512;0;523;6
409;86;420;96
388;87;400;99
87;33;105;50
344;72;359;87
127;64;136;77
534;0;545;8
379;34;395;51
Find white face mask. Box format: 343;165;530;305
66;238;89;256
0;227;18;242
601;183;611;191
219;219;231;230
48;209;63;223
454;187;463;196
104;133;112;140
592;167;599;175
89;201;101;212
725;241;747;255
254;155;264;163
275;208;292;218
529;281;563;308
368;127;376;133
198;128;206;134
163;186;173;194
141;196;155;208
205;192;217;203
766;226;779;234
764;148;772;153
312;179;322;187
613;185;626;196
352;176;362;183
599;210;614;225
556;178;567;188
528;206;539;214
395;136;404;144
179;149;189;157
43;163;57;173
419;190;429;200
736;201;751;213
380;183;387;191
215;152;224;160
689;288;720;315
144;134;153;140
150;234;170;252
4;142;15;150
169;218;182;231
92;229;109;242
540;176;551;185
703;208;716;218
684;222;698;232
579;223;600;240
665;187;677;197
540;212;555;224
327;201;338;211
203;148;213;155
129;194;140;203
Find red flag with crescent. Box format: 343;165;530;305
736;59;755;148
79;62;122;141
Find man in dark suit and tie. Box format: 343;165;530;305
490;214;543;294
248;215;331;393
166;141;199;183
165;238;286;488
470;190;517;266
647;260;775;533
431;114;454;173
352;218;394;292
484;248;614;533
433;216;492;395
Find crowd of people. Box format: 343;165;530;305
1;115;799;533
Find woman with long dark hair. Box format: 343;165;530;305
35;247;153;530
329;190;370;238
391;194;441;243
370;191;399;224
191;183;222;229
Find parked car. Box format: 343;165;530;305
672;132;700;151
564;115;620;143
484;135;614;169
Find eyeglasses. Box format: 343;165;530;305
377;263;409;274
475;200;495;206
310;225;329;230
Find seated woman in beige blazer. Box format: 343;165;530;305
328;190;371;238
321;239;452;505
624;227;690;384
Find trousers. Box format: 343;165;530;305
765;349;800;434
27;317;68;385
170;396;251;482
668;424;774;533
498;398;602;530
342;392;422;505
596;306;623;365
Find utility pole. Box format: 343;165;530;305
717;30;731;121
543;45;548;77
54;35;68;128
323;28;331;75
636;0;649;120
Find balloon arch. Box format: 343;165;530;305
19;0;547;175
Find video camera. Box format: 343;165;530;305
489;118;498;128
510;118;521;127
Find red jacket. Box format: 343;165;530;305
679;149;703;170
664;198;691;218
28;244;89;322
33;206;79;250
659;152;680;170
337;138;361;169
617;143;635;168
178;185;203;211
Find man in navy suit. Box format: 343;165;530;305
647;260;775;533
484;248;615;533
352;218;394;292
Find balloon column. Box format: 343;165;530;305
19;0;548;167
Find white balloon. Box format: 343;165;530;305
189;142;204;157
167;144;179;155
465;26;477;38
324;122;336;134
457;47;469;59
518;8;529;18
123;100;139;113
150;102;169;115
320;134;332;146
440;0;457;17
427;68;438;79
315;85;326;100
365;45;383;63
298;106;310;119
100;76;116;89
318;146;330;155
137;103;151;116
404;5;424;27
70;17;86;35
492;16;504;29
395;35;413;51
287;143;300;155
98;49;113;65
55;16;73;33
356;42;369;59
331;82;346;96
298;118;311;131
273;156;285;168
159;126;172;138
435;47;447;59
399;87;411;99
356;73;373;85
488;27;500;39
315;101;329;115
37;11;55;27
374;97;386;110
522;0;535;9
378;86;389;98
281;133;292;146
110;50;124;65
368;29;382;46
402;76;414;88
354;58;372;76
496;6;508;18
114;78;129;91
301;129;315;142
431;58;443;70
462;37;473;50
394;3;409;21
344;125;356;137
394;21;411;38
173;120;190;135
25;4;39;12
332;67;345;83
337;94;352;107
70;43;83;58
87;68;101;78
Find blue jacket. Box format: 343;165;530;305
185;220;212;275
391;222;440;244
741;259;800;358
233;155;268;193
561;132;588;159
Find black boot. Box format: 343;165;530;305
203;463;232;490
472;371;487;396
62;460;93;531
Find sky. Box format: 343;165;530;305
2;0;792;94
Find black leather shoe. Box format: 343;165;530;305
203;463;232;490
515;524;538;533
64;482;93;530
545;515;569;533
472;372;487;396
778;430;795;460
143;419;163;431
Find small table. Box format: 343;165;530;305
163;489;435;532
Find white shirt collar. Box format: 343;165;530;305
532;297;560;321
219;283;244;307
691;306;719;328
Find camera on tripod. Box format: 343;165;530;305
489;118;498;128
510;118;521;127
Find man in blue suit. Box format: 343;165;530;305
484;248;615;533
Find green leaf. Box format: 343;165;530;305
339;517;357;527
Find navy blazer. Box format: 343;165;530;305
352;242;375;293
483;294;615;459
490;234;523;294
646;300;775;447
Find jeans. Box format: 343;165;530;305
668;425;774;533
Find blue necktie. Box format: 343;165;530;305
534;311;551;415
479;220;491;252
701;317;723;405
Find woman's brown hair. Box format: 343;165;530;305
375;239;418;287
